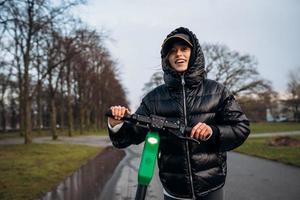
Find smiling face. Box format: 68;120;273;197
167;42;191;73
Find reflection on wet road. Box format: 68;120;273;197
99;144;164;200
39;146;124;200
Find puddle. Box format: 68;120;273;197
38;146;125;200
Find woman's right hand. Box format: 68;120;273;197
108;106;130;127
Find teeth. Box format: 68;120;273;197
176;60;185;64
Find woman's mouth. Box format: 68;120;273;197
175;59;186;64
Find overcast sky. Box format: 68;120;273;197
73;0;300;110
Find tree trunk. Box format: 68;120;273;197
86;109;91;131
60;78;64;129
37;80;42;133
79;104;84;135
94;110;98;130
99;100;105;128
66;63;73;136
23;1;34;144
24;55;32;144
11;111;17;130
0;100;6;132
15;43;24;136
1;107;6;132
19;80;24;136
24;97;32;144
50;97;57;140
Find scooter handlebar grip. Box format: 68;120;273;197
105;109;113;118
105;109;132;121
185;126;192;133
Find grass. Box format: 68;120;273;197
250;122;300;134
235;136;300;167
0;143;102;200
0;128;108;140
49;128;107;137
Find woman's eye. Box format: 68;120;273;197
170;48;176;53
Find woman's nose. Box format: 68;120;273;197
176;50;183;56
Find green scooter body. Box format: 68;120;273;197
135;131;160;200
138;131;160;186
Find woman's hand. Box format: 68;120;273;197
108;106;130;127
190;122;212;141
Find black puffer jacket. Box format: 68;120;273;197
108;27;250;199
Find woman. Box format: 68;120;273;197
107;27;250;200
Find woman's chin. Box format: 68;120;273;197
174;66;188;72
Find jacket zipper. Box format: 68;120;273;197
181;75;196;200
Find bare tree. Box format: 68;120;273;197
1;1;129;137
71;28;117;132
142;71;164;96
65;43;74;136
285;67;300;121
237;91;278;122
202;43;271;96
1;0;83;143
98;62;129;127
43;22;82;139
59;34;79;136
0;69;13;132
0;29;12;132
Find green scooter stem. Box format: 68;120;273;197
135;185;147;200
135;131;160;200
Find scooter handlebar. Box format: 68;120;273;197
105;109;199;144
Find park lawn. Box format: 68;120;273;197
235;136;300;167
250;122;300;134
58;128;108;136
0;144;102;200
0;128;108;140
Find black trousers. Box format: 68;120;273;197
164;188;224;200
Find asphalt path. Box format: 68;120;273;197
100;143;300;200
99;144;163;200
225;152;300;200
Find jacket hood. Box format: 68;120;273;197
161;27;206;89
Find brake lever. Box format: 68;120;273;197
168;128;201;144
178;135;201;144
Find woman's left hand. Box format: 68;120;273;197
190;122;213;141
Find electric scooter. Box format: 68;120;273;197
106;111;200;200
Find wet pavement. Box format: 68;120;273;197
99;144;163;200
40;147;125;200
100;144;300;200
225;152;300;200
